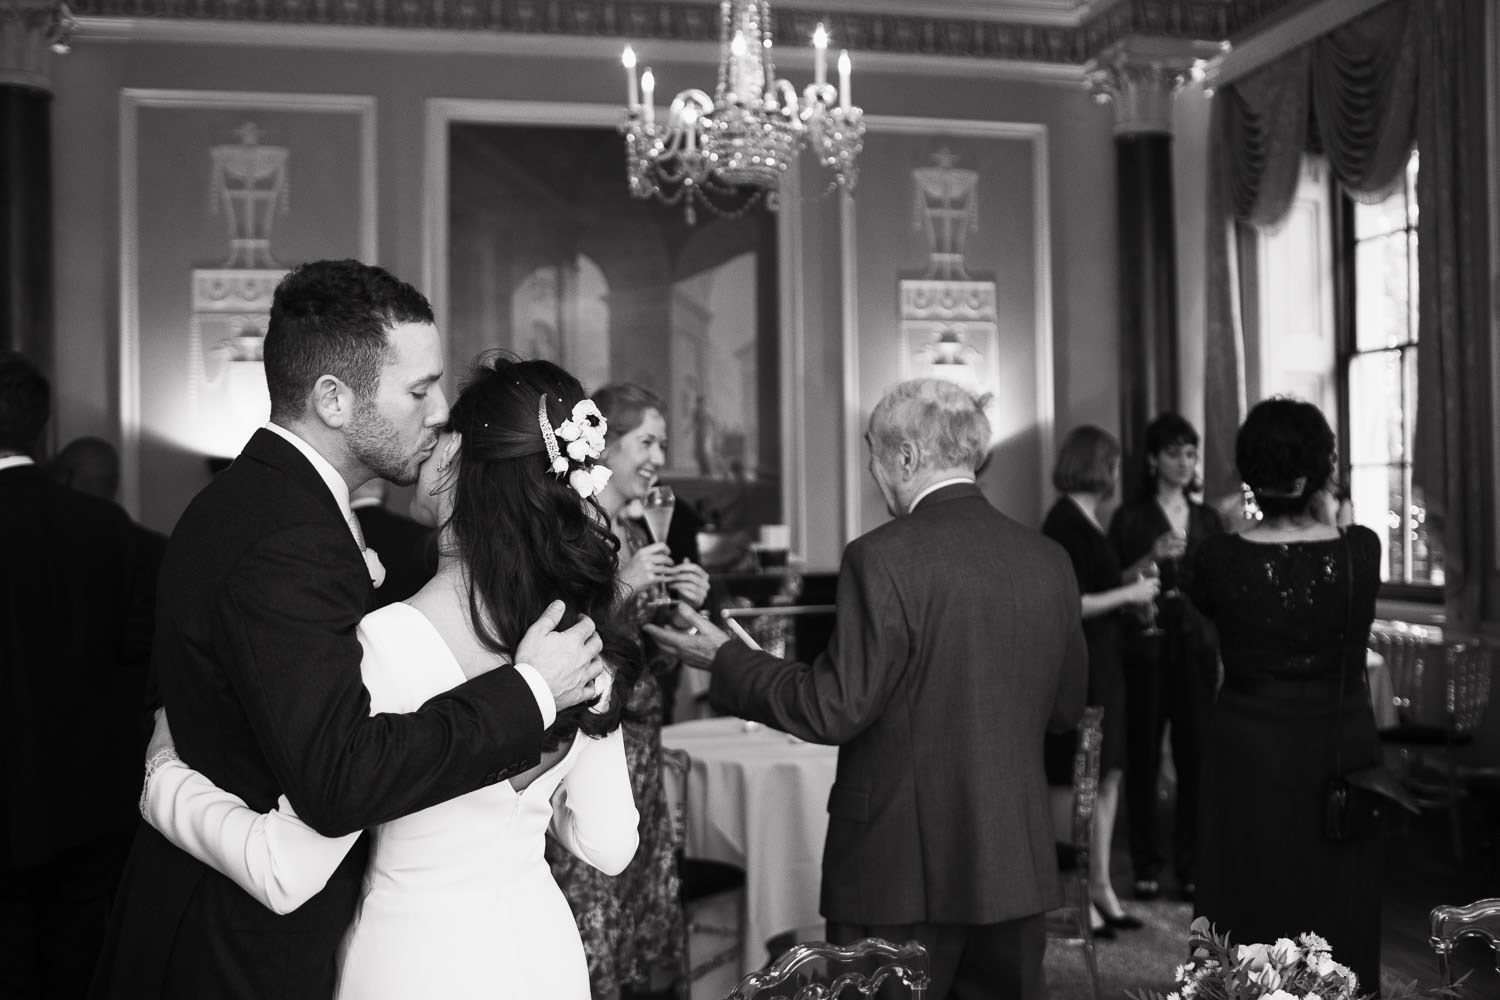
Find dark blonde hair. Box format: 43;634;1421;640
1053;425;1121;495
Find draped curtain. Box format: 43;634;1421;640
1202;0;1490;623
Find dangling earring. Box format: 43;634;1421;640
427;461;450;496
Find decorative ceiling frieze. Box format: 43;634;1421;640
62;0;1286;66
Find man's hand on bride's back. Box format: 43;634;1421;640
516;600;606;710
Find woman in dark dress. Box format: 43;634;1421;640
1108;413;1223;903
1188;398;1384;992
1043;426;1160;934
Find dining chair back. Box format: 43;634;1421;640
1429;897;1500;986
1044;705;1105;1000
1372;622;1495;858
722;936;929;999
662;745;748;996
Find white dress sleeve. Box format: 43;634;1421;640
547;727;640;876
143;758;360;915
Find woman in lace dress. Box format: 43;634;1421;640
137;356;645;998
1188;398;1383;991
547;383;711;999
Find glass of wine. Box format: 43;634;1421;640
1140;561;1164;637
641;485;676;609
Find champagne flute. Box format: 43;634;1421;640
1139;561;1164;637
641;485;676;607
1162;528;1187;599
642;485;675;544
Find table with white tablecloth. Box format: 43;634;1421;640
660;716;839;975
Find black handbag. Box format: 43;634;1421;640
1322;531;1420;844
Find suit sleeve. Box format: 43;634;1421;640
1050;568;1090;734
709;541;908;745
213;522;544;836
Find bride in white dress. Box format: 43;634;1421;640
140;357;644;999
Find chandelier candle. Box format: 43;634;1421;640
623;47;638;108
838;50;851;111
813;23;828;88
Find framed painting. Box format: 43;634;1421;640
840;116;1054;537
119;89;376;532
425;99;798;555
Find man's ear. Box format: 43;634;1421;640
309;374;354;430
897;439;921;480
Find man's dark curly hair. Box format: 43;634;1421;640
263;260;434;421
1235;397;1336;520
441;353;642;748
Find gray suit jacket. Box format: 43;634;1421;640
710;482;1088;926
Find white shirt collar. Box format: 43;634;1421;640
909;476;975;512
0;455;36;472
262;422;354;523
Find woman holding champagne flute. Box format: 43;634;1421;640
547;382;710;1000
1108;412;1223;904
1042;427;1160;936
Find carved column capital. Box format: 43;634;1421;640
0;0;75;92
1085;35;1224;136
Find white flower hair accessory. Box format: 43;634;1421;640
539;394;612;499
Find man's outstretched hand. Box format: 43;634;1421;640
643;603;731;672
517;600;605;710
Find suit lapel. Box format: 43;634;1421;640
237;428;349;528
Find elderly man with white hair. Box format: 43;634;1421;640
649;377;1088;1000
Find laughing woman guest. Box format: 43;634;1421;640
546;383;711;1000
1107;413;1222;903
1188;398;1382;991
1042;426;1159;935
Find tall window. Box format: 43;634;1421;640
1343;150;1442;588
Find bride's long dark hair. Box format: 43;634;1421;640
442;353;641;746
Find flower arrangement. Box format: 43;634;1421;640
1129;917;1466;1000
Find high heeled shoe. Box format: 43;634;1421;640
1091;895;1145;930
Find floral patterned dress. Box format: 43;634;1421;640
546;517;684;996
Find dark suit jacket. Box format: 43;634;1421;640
91;429;547;1000
0;464;156;871
709;483;1088;927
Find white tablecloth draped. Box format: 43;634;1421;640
660;717;839;974
1366;649;1399;729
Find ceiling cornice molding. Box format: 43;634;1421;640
1205;0;1397;86
68;0;1238;67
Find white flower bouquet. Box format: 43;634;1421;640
1128;917;1466;1000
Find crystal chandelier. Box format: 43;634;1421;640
619;0;865;223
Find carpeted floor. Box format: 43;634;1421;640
1043;898;1195;1000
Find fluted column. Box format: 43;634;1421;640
1086;37;1216;497
0;0;70;370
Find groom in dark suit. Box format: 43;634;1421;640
91;260;604;999
650;377;1088;1000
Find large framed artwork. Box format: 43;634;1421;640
841;116;1054;537
425;100;802;550
119;89;376;532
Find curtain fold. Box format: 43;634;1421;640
1415;0;1490;625
1201;0;1492;620
1311;0;1418;200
